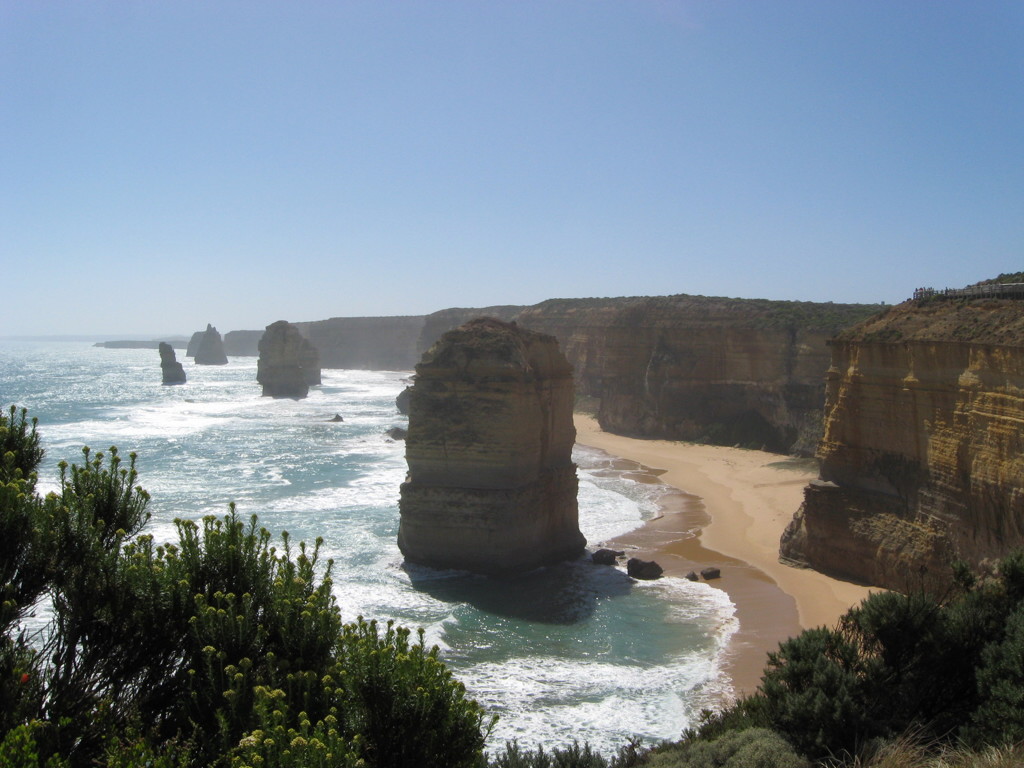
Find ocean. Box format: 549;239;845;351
0;340;737;754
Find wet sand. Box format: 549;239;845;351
574;414;875;697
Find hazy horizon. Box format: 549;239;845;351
0;288;893;342
3;2;1021;336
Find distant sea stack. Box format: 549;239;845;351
780;288;1024;591
159;342;186;385
256;320;322;399
398;318;585;575
192;324;229;365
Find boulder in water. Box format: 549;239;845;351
627;558;663;580
591;548;621;566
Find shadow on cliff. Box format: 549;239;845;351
402;557;635;625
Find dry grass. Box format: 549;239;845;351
828;734;1024;768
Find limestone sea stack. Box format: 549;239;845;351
159;342;186;385
193;324;229;365
257;320;322;399
398;318;586;574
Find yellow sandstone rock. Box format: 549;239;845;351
398;318;586;574
781;299;1024;590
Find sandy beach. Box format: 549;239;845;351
574;414;874;697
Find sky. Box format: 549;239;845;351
1;1;1022;337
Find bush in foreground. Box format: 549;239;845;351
0;406;492;767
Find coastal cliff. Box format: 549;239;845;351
223;330;263;356
294;316;425;370
780;298;1024;590
516;296;882;454
104;294;880;454
398;318;585;574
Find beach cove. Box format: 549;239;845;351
574;413;876;697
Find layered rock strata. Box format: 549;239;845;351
192;324;229;365
780;299;1024;590
398;318;585;574
256;320;321;399
159;342;186;385
516;296;883;454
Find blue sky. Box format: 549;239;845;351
2;1;1021;336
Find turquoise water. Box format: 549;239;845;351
0;340;737;752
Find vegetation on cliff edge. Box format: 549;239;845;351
520;295;884;333
836;297;1024;346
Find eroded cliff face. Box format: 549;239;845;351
294;316;425;370
398;318;585;574
516;296;881;454
781;300;1024;590
257;320;322;399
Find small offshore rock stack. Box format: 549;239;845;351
398;317;586;575
193;324;229;365
158;342;186;385
256;320;321;399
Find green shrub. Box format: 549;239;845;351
964;605;1024;746
488;739;644;768
759;625;866;759
645;727;808;768
336;618;494;768
230;687;360;768
0;721;69;768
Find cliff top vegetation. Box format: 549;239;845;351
836;297;1024;346
973;272;1024;286
520;294;884;333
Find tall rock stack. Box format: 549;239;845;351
257;320;322;399
159;342;186;385
398;317;585;574
194;324;229;365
